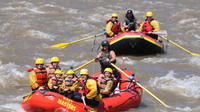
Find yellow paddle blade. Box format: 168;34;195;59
191;53;200;56
51;43;69;48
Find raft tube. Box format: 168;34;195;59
22;69;142;112
108;31;165;55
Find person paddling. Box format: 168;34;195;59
137;11;160;40
123;9;138;31
95;40;116;73
106;13;122;38
28;58;48;91
74;69;101;107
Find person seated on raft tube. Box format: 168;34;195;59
106;13;123;38
28;58;48;91
136;11;160;40
95;40;116;73
97;68;116;98
122;9;138;31
46;57;61;78
48;69;63;93
59;70;78;99
74;69;101;107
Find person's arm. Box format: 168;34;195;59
95;52;102;62
106;22;114;37
86;79;98;99
69;82;78;92
136;22;144;32
151;20;160;32
29;71;39;90
109;50;116;63
100;80;113;94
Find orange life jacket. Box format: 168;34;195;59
106;19;121;34
142;19;154;32
29;67;48;86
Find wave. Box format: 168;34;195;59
150;70;200;99
24;30;56;41
0;62;26;88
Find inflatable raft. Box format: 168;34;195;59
22;68;142;112
108;31;165;55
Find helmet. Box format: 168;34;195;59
80;69;89;75
101;40;110;46
50;57;60;63
54;69;63;74
111;13;118;18
35;58;45;64
104;68;113;74
127;9;133;14
146;11;153;17
65;70;75;75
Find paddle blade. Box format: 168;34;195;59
191;53;200;56
51;43;69;48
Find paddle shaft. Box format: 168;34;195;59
111;63;170;108
69;33;104;45
74;59;95;72
159;35;200;56
51;31;105;48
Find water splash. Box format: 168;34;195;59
141;57;179;64
150;70;200;99
0;62;26;88
0;103;25;112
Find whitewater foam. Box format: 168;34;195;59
187;56;200;66
178;18;198;24
141;57;179;64
0;103;25;112
0;62;26;88
150;70;200;99
60;60;88;67
25;30;56;41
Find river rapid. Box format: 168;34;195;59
0;0;200;112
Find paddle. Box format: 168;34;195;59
110;63;170;108
51;30;106;48
158;35;200;56
73;59;95;72
81;93;88;111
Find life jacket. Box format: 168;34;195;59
29;67;48;87
106;19;121;34
142;19;154;32
78;79;89;94
98;75;113;88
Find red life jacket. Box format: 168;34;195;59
106;19;121;34
79;79;89;94
142;19;154;32
28;67;48;86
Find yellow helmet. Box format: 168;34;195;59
65;70;75;75
104;68;113;74
35;58;45;64
50;57;60;63
80;69;89;75
54;69;63;74
146;11;153;17
111;13;118;18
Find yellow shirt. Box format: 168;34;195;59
137;19;160;32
